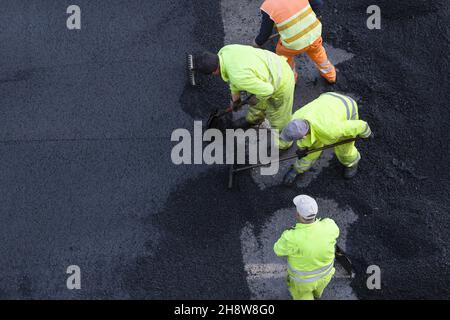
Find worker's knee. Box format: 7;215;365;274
293;160;311;174
313;272;334;299
277;139;293;150
288;283;315;300
336;150;361;167
293;153;322;173
292;290;315;300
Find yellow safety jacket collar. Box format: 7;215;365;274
293;219;319;229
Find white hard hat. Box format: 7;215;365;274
293;195;318;220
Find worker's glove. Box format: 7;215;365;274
230;99;242;112
296;148;308;159
360;131;374;140
268;96;282;108
248;95;259;106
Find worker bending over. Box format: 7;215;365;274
280;92;372;186
253;0;335;83
274;194;339;300
195;44;295;150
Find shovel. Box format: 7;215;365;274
227;137;362;189
336;245;356;278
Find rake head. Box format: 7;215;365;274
187;54;197;86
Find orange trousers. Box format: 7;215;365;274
276;36;336;83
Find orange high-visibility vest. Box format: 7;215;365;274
261;0;322;51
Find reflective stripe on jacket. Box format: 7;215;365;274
288;260;334;283
292;92;371;149
218;44;289;100
274;218;339;282
261;0;322;51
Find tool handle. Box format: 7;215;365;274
233;137;361;173
220;94;255;117
258;33;279;47
236;94;255;109
234;153;297;172
300;137;361;157
215;107;233;118
268;33;279;41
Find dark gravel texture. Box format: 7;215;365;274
0;0;448;299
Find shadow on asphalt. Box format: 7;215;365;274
121;167;300;299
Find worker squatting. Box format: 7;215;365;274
188;0;373;300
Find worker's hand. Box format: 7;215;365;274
230;98;242;111
296;148;308;159
268;96;282;108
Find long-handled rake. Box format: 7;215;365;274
187;53;197;87
227;137;361;189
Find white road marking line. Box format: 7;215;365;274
245;263;287;280
245;263;354;280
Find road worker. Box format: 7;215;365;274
274;194;339;300
194;44;295;150
253;0;336;83
280;92;372;186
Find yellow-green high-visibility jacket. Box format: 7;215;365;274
218;44;291;101
274;218;339;282
293;92;371;149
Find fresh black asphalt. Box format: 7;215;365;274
0;0;449;299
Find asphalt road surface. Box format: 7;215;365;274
0;0;449;299
0;0;215;299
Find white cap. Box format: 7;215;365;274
293;195;318;220
280;119;309;142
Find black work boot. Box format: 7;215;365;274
343;163;358;179
283;167;302;187
231;117;253;130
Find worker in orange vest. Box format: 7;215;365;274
253;0;336;84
